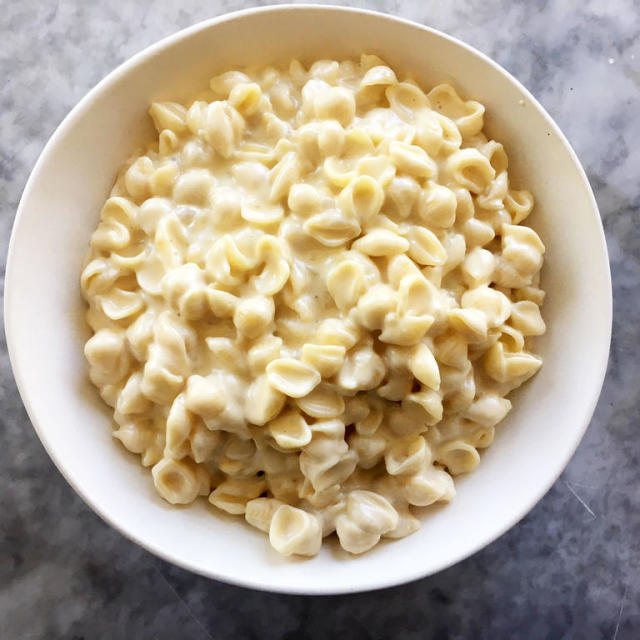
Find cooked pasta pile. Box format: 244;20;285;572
81;55;545;556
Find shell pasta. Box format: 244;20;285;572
81;54;545;557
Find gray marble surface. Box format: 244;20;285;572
1;0;639;638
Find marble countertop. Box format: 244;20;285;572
2;1;639;637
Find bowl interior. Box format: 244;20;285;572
5;6;611;594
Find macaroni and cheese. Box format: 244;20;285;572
81;55;545;556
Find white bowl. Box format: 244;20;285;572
5;5;611;594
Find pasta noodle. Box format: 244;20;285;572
81;55;545;557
